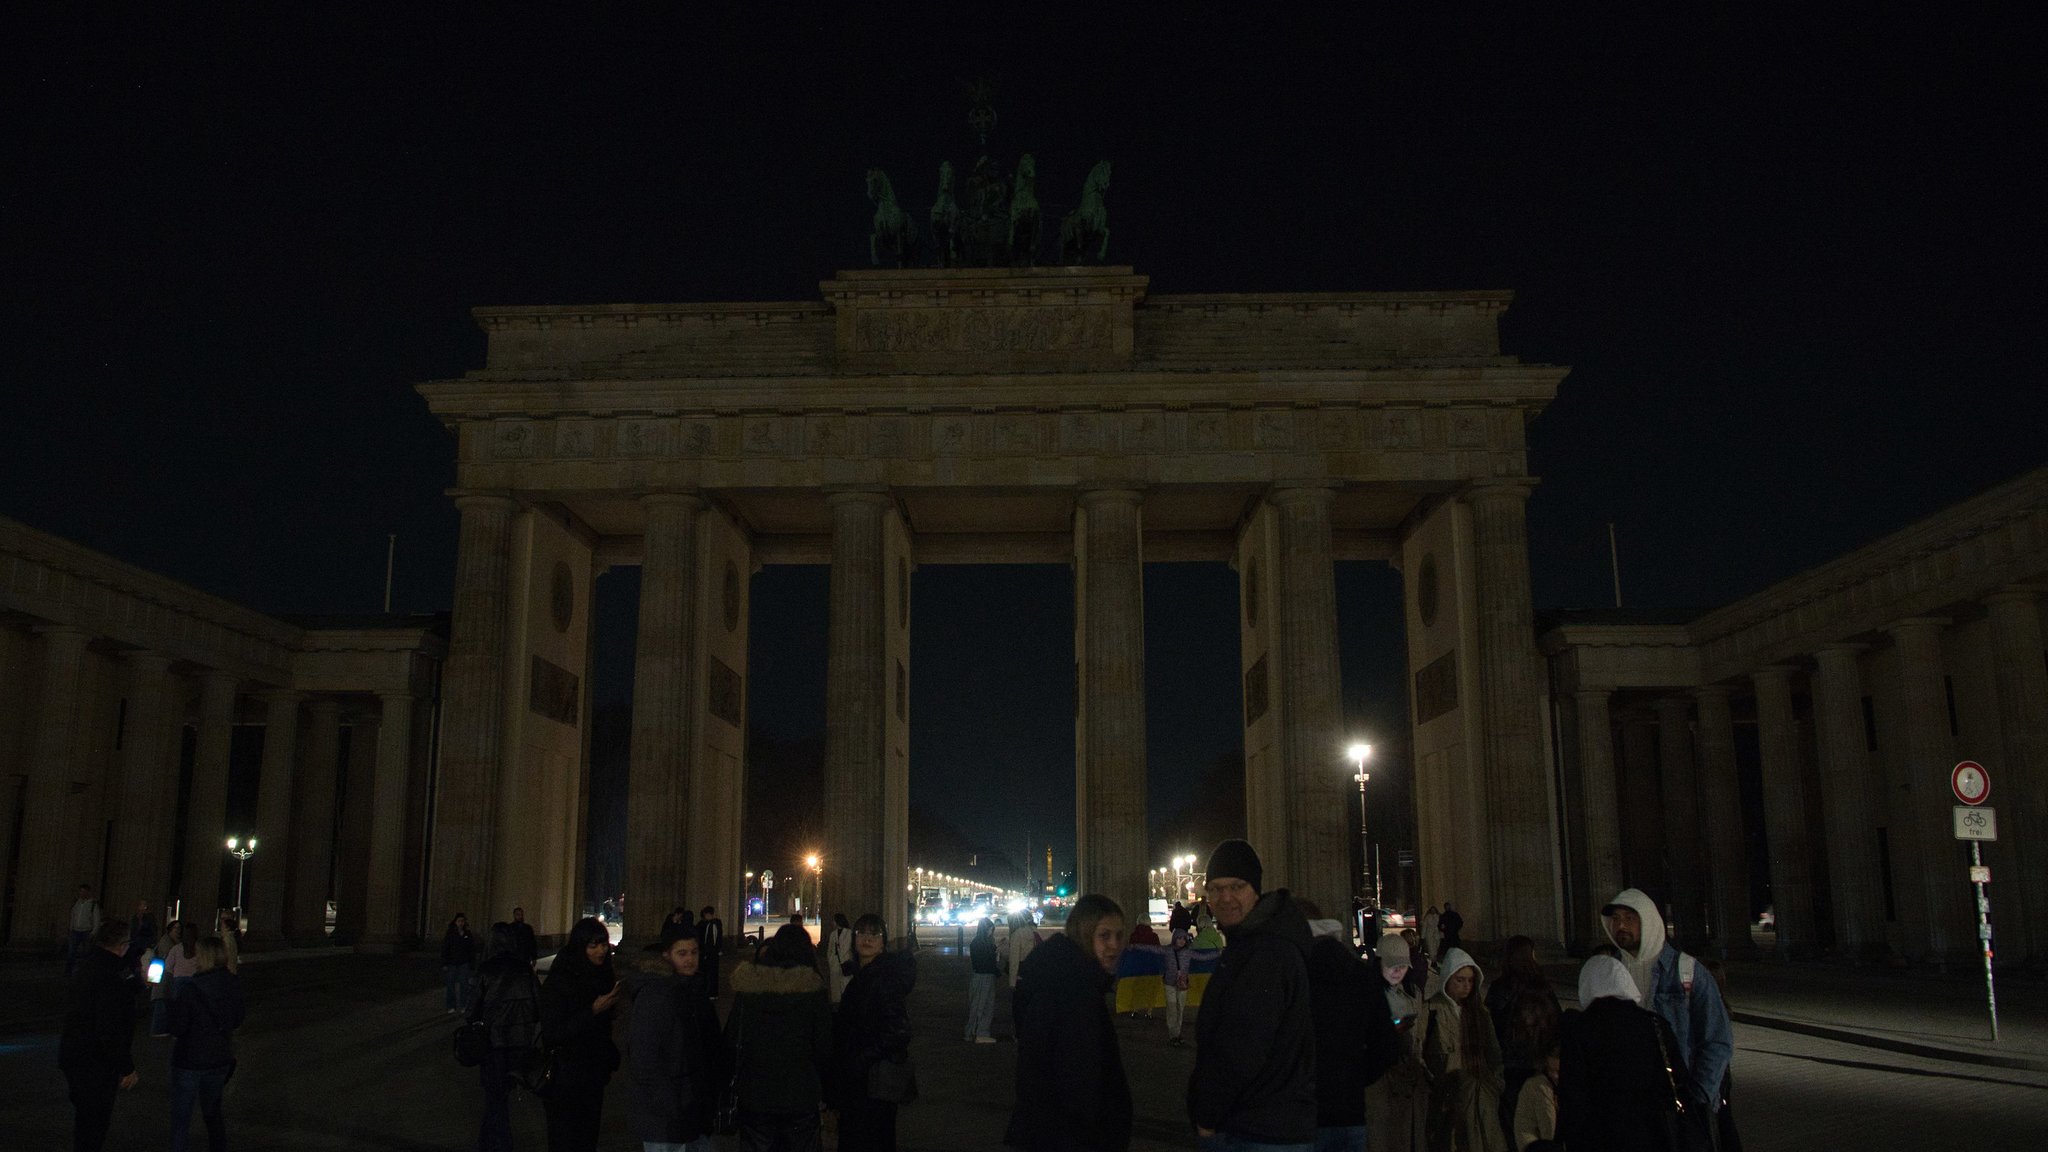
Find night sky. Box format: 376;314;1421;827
9;10;2045;881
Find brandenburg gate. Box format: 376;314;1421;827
415;266;1569;944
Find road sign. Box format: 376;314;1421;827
1954;805;1998;841
1952;761;1991;805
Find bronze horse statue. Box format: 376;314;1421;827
1007;153;1040;266
1058;160;1112;264
867;168;915;267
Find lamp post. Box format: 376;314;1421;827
805;853;821;926
1347;742;1375;910
225;836;257;923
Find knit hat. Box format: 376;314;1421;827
1205;839;1264;893
1376;932;1411;968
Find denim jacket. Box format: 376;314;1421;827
1647;944;1733;1109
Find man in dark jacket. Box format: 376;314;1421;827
696;904;724;997
1438;902;1464;954
1297;901;1402;1151
60;919;139;1152
1187;839;1317;1148
508;907;539;967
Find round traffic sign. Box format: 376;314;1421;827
1952;761;1991;805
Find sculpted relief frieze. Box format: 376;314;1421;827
852;306;1115;356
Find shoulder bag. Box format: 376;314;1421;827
1652;1016;1712;1152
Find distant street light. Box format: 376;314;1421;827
1347;742;1376;910
806;854;822;924
225;836;257;921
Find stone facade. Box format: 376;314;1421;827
1541;464;2048;966
0;515;445;950
418;266;1570;944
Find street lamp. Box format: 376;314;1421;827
745;871;755;921
1347;742;1376;910
806;853;822;924
224;836;257;924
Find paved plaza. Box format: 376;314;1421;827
3;946;2044;1150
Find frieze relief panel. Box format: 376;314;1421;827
851;306;1116;356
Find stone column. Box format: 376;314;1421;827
1655;696;1706;948
1465;482;1556;943
289;698;343;946
1886;617;1968;963
245;690;301;949
824;493;892;930
180;671;240;923
1075;490;1148;921
360;692;417;951
627;492;704;924
1810;644;1887;958
1617;714;1665;899
10;625;91;945
107;651;175;911
334;716;378;942
1983;589;2048;963
1694;686;1755;957
1269;487;1349;917
1574;689;1624;940
1752;666;1815;957
429;493;518;927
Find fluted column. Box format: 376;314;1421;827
1655;696;1706;948
1983;589;2048;963
1810;644;1887;958
1694;686;1755;957
289;698;343;946
627;492;704;924
1076;490;1148;921
824;493;892;928
1618;715;1664;898
1574;689;1625;932
1752;666;1814;957
1886;617;1967;963
181;671;240;923
10;625;91;945
1466;481;1555;943
429;493;518;926
245;690;301;949
1270;487;1349;917
108;651;175;911
334;716;378;942
360;692;417;951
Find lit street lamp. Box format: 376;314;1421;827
1347;742;1376;910
225;836;257;922
806;853;822;924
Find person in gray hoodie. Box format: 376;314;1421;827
1601;887;1732;1128
1186;839;1317;1150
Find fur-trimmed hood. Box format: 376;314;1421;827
730;960;824;996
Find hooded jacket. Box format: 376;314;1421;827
1304;921;1403;1127
1602;888;1733;1110
1187;888;1317;1143
728;960;834;1116
539;946;620;1090
833;949;917;1106
167;966;245;1071
1005;931;1132;1152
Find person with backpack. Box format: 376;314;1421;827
539;918;623;1152
166;936;245;1152
473;922;542;1152
629;931;727;1152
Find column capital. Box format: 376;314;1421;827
449;490;519;511
1693;683;1734;702
1751;664;1800;686
1076;487;1144;510
641;490;707;511
1884;615;1951;635
1265;483;1337;508
256;687;305;706
198;668;241;690
121;648;174;671
1813;642;1867;669
826;488;895;510
1983;585;2045;609
1461;478;1539;505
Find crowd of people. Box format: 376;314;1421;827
60;846;1737;1152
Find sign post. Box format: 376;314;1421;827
1951;760;1998;1042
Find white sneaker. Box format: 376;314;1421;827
974;1036;996;1044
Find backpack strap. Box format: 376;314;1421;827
1677;952;1695;998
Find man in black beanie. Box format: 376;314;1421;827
1187;838;1318;1149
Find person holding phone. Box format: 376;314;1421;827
539;917;623;1152
1366;932;1429;1152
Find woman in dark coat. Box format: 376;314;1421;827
628;932;727;1151
832;913;916;1152
538;917;622;1152
166;936;245;1152
728;924;834;1152
473;922;541;1152
1558;955;1696;1152
1004;893;1131;1152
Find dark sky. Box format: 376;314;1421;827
8;9;2046;876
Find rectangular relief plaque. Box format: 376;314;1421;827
1413;650;1458;725
708;655;743;728
529;654;581;727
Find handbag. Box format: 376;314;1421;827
867;1053;918;1105
454;1021;490;1067
1651;1018;1713;1152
